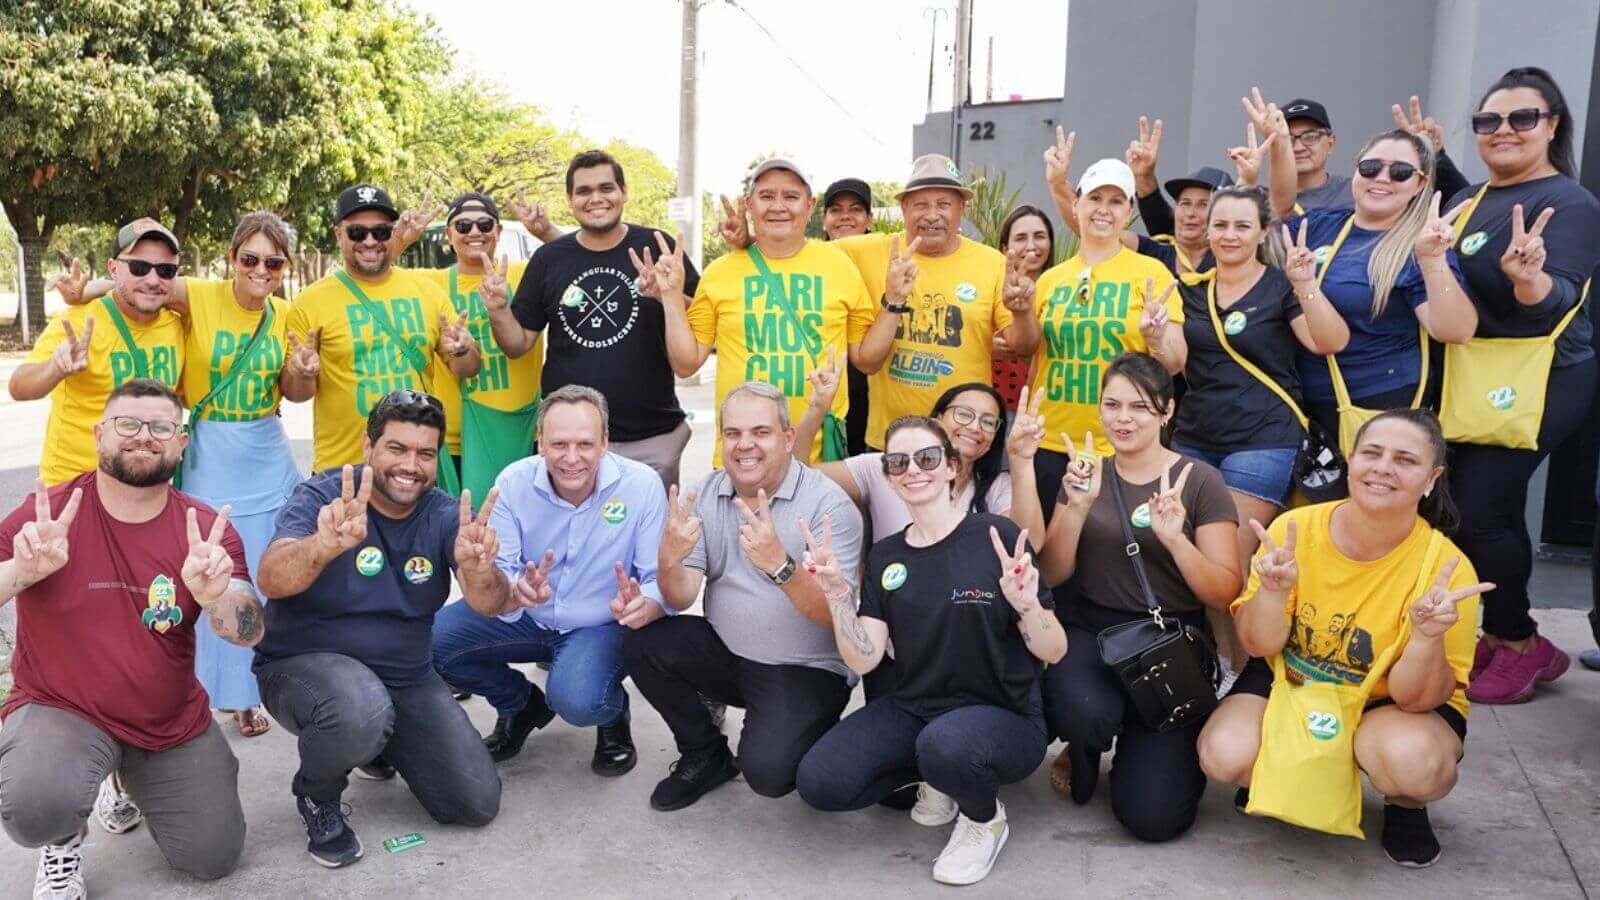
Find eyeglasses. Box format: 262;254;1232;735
120;259;179;280
1289;129;1332;147
342;224;394;243
882;446;946;477
944;405;1000;434
451;217;498;235
237;253;287;272
1471;108;1553;135
373;389;444;415
1355;158;1419;182
104;416;180;441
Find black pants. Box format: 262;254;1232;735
1591;511;1600;647
1041;604;1207;843
796;695;1047;822
1032;449;1086;607
1450;358;1596;641
622;615;851;798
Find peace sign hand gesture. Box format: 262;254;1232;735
511;549;556;608
1043;125;1076;189
1002;246;1037;314
1413;193;1468;263
476;252;513;312
805;346;844;413
1248;517;1299;593
1226;123;1277;187
1139;278;1177;345
51;317;94;378
315;465;372;555
1280;220;1318;290
47;257;89;306
182;505;236;607
989;525;1040;612
1501;203;1556;287
1060;431;1102;510
438;313;477;357
10;479;84;586
1410;556;1495;640
394;191;441;250
453;488;501;581
885;235;922;306
1241;86;1289;141
285;328;322;380
661;485;702;567
1391;95;1445;153
800;515;849;597
719;194;751;250
1006;386;1046;461
609;561;664;630
1125;116;1163;178
734;489;786;574
1148;463;1194;547
511;188;556;238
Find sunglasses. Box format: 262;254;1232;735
237;253;287;272
1471;107;1553;135
1355;158;1418;182
343;224;393;243
452;217;498;235
373;388;444;415
120;259;179;280
882;446;946;477
945;405;1000;434
104;415;180;441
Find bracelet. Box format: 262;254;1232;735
881;293;911;314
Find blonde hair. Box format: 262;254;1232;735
1356;130;1435;319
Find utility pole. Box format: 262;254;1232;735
985;35;994;102
950;0;972;165
677;0;701;269
923;7;946;115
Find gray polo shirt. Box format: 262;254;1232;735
1297;173;1352;212
686;459;864;680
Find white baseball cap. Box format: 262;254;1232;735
1077;158;1136;200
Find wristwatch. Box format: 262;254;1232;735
767;555;798;586
881;293;911;315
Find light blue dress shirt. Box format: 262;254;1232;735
490;452;668;632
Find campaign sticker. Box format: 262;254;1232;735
1307;710;1341;741
1487;386;1517;411
1460;232;1489;256
601;498;628;525
955;282;978;302
1129;502;1152;529
142;574;183;633
403;556;434;585
1312;245;1334;267
356;547;385;577
560;284;587;308
1223;310;1247;335
881;563;908;590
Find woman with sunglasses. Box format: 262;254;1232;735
1036;353;1240;842
1439;68;1600;705
1284;130;1478;446
795;416;1063;885
991;205;1056;413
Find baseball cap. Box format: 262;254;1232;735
111;218;180;258
1164;166;1235;201
334;184;400;223
1077;159;1137;199
823;178;872;210
447;192;499;221
896;154;973;200
1282;98;1332;130
746;157;811;192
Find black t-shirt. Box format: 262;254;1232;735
1135;234;1215;277
511;225;702;441
1175;267;1305;452
1447;175;1600;367
859;513;1051;718
253;467;460;686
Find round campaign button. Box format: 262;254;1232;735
881;562;908;590
356;546;385;577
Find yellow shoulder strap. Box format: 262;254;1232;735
1205;279;1309;428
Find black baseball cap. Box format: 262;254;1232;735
1164;166;1235;201
447;192;499;221
823;178;872;210
1282;98;1332;130
334;184;399;223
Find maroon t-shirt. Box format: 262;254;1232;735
0;473;250;750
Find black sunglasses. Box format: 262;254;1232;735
374;389;444;415
343;224;394;243
237;253;287;272
120;259;179;280
1355;158;1418;182
452;217;498;235
1471;107;1553;135
882;446;946;477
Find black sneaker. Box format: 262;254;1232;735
1382;804;1442;868
295;794;363;869
1067;743;1100;806
484;691;556;762
649;747;739;811
592;711;638;777
352;753;396;781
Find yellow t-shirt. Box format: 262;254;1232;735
26;298;185;485
687;240;874;463
180;279;290;423
285;269;455;470
833;233;1012;448
1029;246;1181;457
411;263;542;454
1233;502;1478;719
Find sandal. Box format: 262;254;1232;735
1049;746;1071;799
235;707;271;738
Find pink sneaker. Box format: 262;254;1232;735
1466;635;1571;705
1470;637;1495;681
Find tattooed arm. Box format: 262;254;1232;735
205;579;267;648
827;589;890;676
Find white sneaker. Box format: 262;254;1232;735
932;801;1009;886
910;783;958;827
93;776;142;835
33;828;86;899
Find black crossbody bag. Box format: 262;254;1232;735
1095;466;1221;732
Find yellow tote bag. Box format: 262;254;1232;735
1245;532;1443;838
1316;217;1429;457
1439;184;1588;449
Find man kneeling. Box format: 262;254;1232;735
255;391;503;868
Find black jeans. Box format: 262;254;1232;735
256;652;500;825
1449;358;1596;640
622;615;850;798
796;695;1047;822
1042;604;1207;843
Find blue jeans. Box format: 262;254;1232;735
1171;442;1297;507
431;601;627;728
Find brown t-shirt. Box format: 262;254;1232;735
1066;456;1236;615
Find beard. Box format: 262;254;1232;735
101;451;179;488
372;467;434;510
